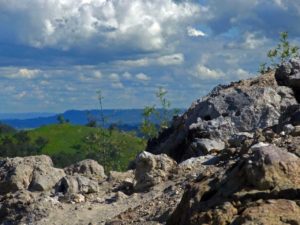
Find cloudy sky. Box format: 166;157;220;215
1;0;300;113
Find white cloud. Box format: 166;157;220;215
78;69;103;82
116;53;184;67
65;85;76;91
157;53;184;65
4;68;41;79
14;91;27;100
194;65;224;79
117;58;149;67
242;32;267;50
235;68;252;79
187;26;206;37
93;70;102;79
109;73;120;81
136;73;150;81
0;0;199;51
111;82;124;89
122;72;132;79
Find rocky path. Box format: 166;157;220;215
39;180;182;225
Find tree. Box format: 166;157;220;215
97;90;106;128
86;112;97;127
140;87;178;139
0;123;16;135
57;114;66;124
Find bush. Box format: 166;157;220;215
140;87;179;139
260;32;299;74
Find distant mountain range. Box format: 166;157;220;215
0;109;184;130
0;112;56;120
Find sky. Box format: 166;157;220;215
1;0;300;113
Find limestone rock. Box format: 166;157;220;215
246;144;300;190
64;159;106;180
147;72;297;162
134;151;177;192
232;200;300;225
57;175;99;194
108;170;134;183
191;138;225;154
30;164;66;192
0;155;64;194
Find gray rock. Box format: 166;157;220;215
108;170;134;183
283;124;295;134
64;159;106;180
0;155;64;194
57;175;99;194
228;132;254;147
147;73;297;162
275;58;300;88
134;151;177;192
192;138;225;154
30;164;65;192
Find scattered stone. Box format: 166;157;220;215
71;194;85;203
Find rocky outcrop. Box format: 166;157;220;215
147;71;298;162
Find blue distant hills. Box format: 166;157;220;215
0;109;184;131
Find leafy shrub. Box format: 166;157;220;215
140;87;179;139
260;32;299;74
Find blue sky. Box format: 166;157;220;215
1;0;300;113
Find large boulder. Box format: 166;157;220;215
147;72;297;162
29;164;66;192
134;151;177;192
0;155;65;194
246;144;300;190
64;159;106;180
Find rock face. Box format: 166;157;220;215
0;155;65;194
147;71;297;161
